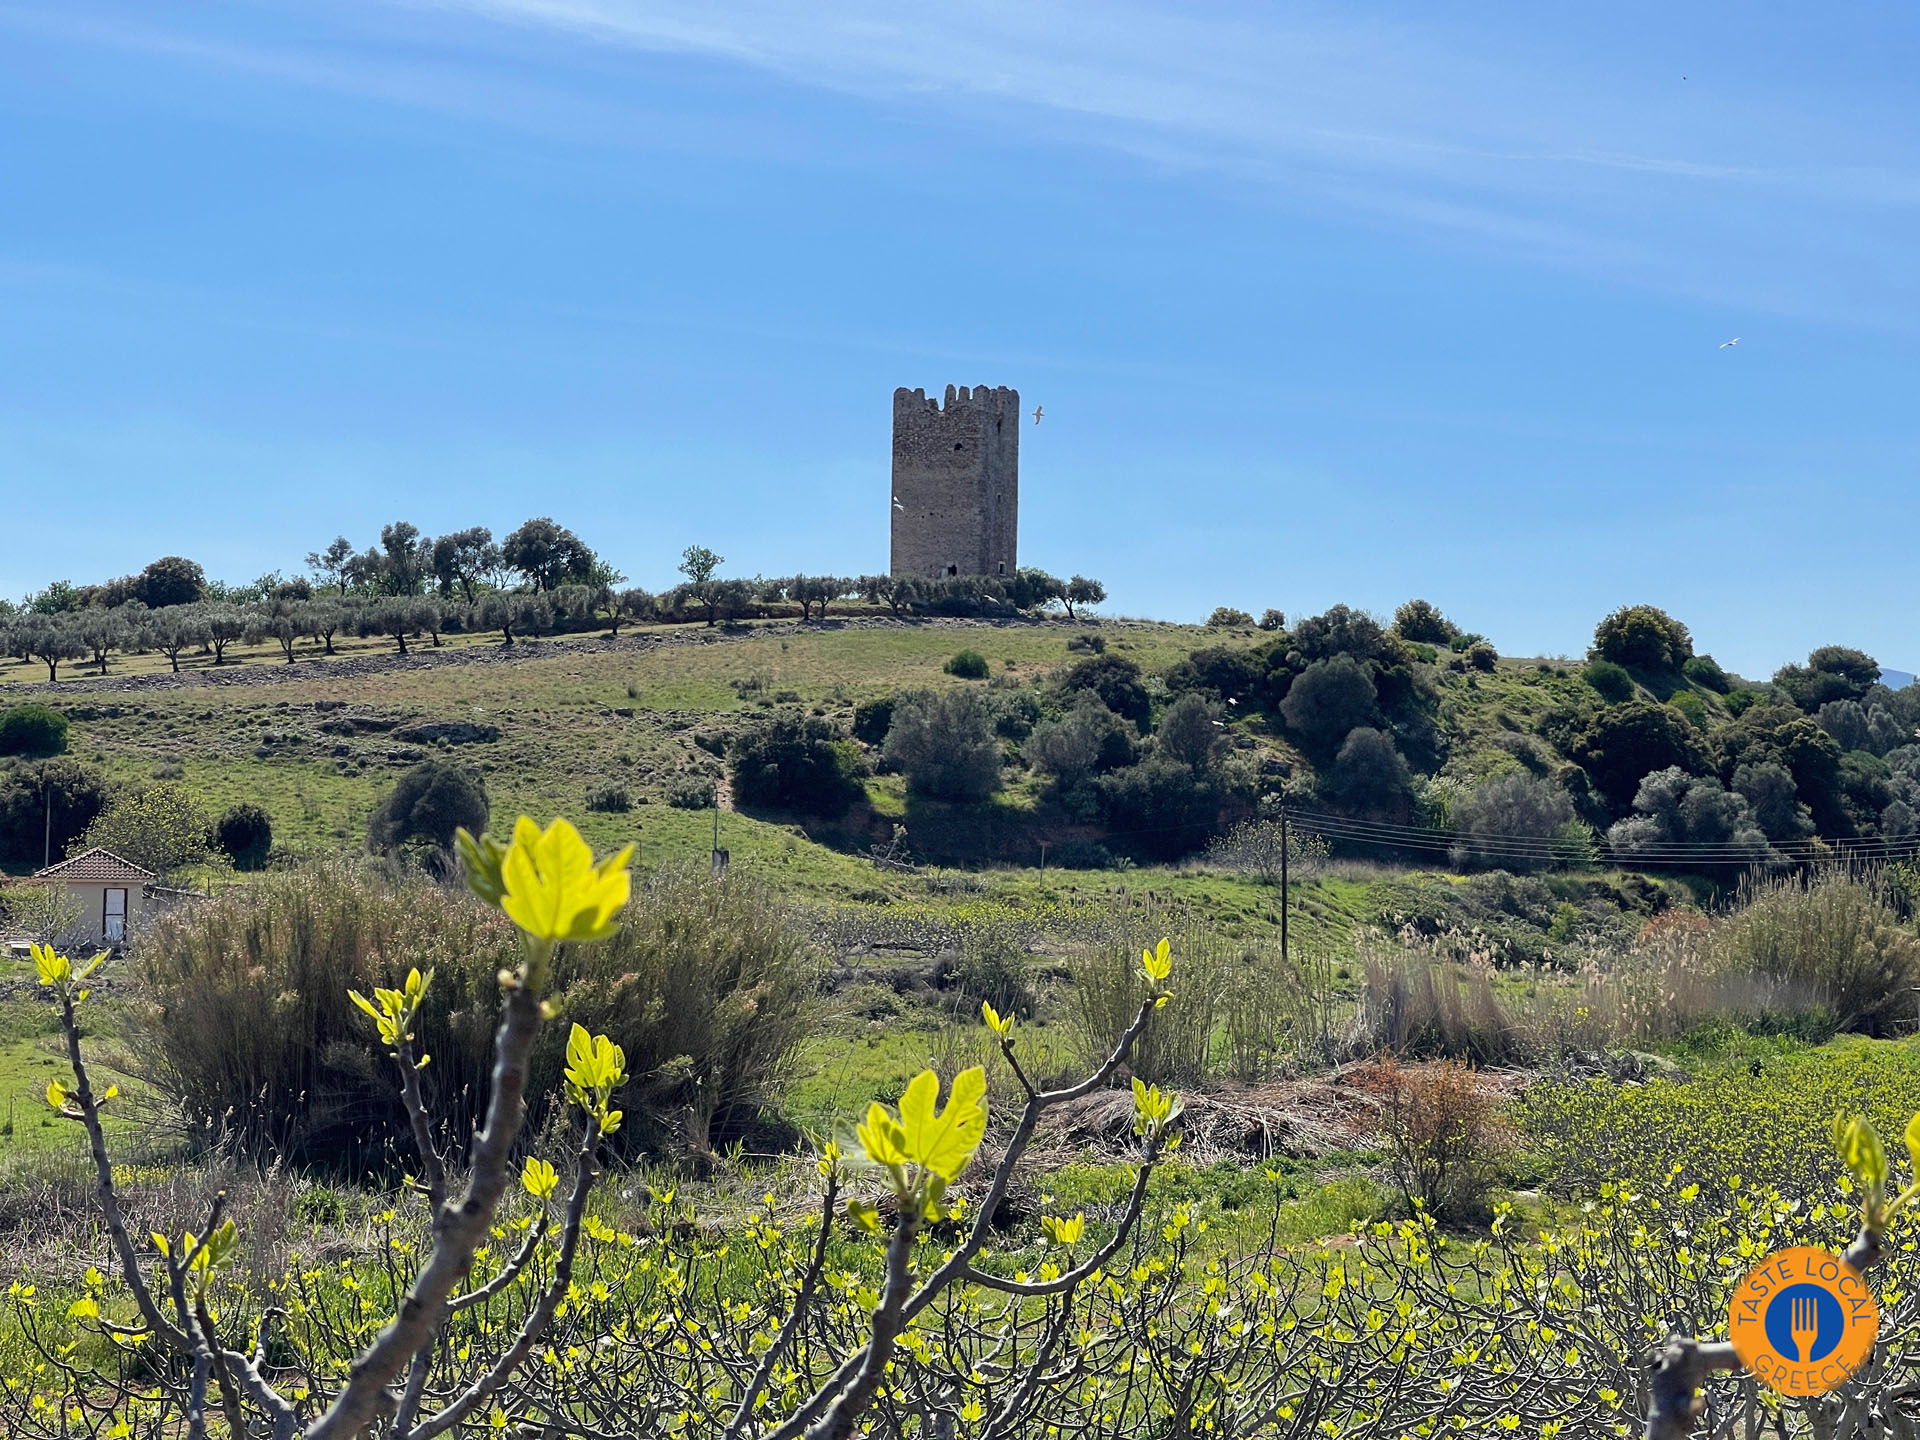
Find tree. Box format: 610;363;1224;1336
858;574;908;617
306;600;349;656
1206;607;1254;628
1393;599;1458;645
0;759;108;864
0;879;85;946
1589;604;1694;673
1568;700;1706;814
1164;646;1264;706
138;608;211;673
11;614;87;681
478;591;547;645
1010;568;1065;614
1606;767;1774;870
1324;726;1413;819
430;526;501;602
1449;772;1573;871
728;716;868;815
1732;761;1816;843
306;536;356;594
73;607;133;675
361;596;432;655
1155;693;1224;771
1258;608;1285;631
1710;703;1847;835
78;782;214;879
204;606;247;664
1206;818;1328;885
1024;691;1136;790
1774;646;1881;712
1060;653;1152;732
678;545;722;586
377;521;430;595
245;602;311;664
27;580;81;614
135;556;206;608
214;803;273;870
367;760;490;857
1582;659;1635;703
0;704;68;757
883;689;1004;802
1280;654;1380;756
499;517;596;592
1062;575;1106;620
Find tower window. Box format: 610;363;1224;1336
997;563;1005;575
954;442;964;451
947;565;958;577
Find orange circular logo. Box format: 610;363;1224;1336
1727;1247;1878;1395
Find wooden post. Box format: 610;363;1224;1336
1279;808;1289;967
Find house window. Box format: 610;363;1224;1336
103;888;127;943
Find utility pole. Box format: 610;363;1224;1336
1279;807;1289;966
44;776;52;870
710;800;729;877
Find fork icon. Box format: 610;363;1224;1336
1790;1294;1819;1362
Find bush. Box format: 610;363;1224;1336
1448;773;1572;872
1059;653;1151;731
1392;599;1457;645
728;715;867;815
666;774;717;809
125;859;822;1162
1376;1059;1507;1222
1206;607;1254;628
1606;767;1773;870
0;704;68;758
1568;700;1705;813
1590;604;1693;673
1024;691;1135;789
584;784;631;813
367;760;489;859
1683;653;1730;692
1715;869;1920;1036
1279;654;1379;755
1257;608;1286;631
1098;755;1237;859
851;696;895;745
1582;659;1635;703
1465;641;1497;672
1324;727;1412;818
940;928;1036;1021
883;689;1003;802
1668;689;1708;731
1154;693;1223;770
943;649;990;679
0;758;108;864
214;803;272;870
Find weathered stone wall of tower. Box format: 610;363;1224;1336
890;385;1019;580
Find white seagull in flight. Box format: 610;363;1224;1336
1719;337;1741;349
891;495;904;510
1031;405;1043;424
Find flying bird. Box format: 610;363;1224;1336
891;495;905;510
1720;338;1741;349
1031;405;1043;425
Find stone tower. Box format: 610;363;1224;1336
890;384;1019;579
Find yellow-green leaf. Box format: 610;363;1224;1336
896;1067;987;1182
521;1157;560;1200
498;817;634;943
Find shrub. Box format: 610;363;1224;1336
0;758;108;864
1324;726;1412;818
0;704;68;758
366;760;489;857
125;859;822;1162
1206;606;1254;628
1059;653;1151;731
1568;700;1705;812
214;803;272;870
883;689;1003;802
1392;599;1457;645
1732;760;1815;842
851;696;895;745
1279;654;1379;755
1683;653;1730;692
940;928;1036;1021
728;715;867;815
1163;646;1264;706
1154;693;1223;770
1606;767;1773;870
1716;869;1920;1036
943;649;990;679
1258;608;1286;631
1206;818;1328;886
1465;641;1497;672
1668;689;1708;731
1448;773;1572;872
1376;1059;1507;1222
1589;604;1693;673
1024;691;1135;789
666;774;717;809
1774;646;1880;711
1098;755;1239;859
584;784;631;813
1582;659;1634;702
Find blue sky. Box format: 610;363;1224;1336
2;1;1917;678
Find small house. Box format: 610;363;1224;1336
29;849;162;949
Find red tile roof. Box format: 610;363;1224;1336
33;849;157;885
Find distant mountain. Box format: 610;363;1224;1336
1885;669;1916;691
